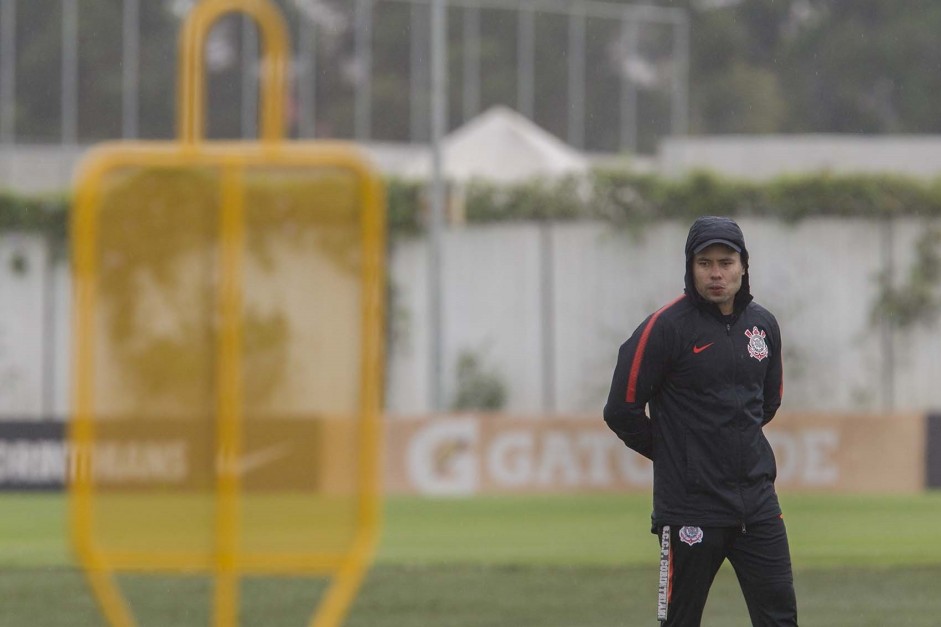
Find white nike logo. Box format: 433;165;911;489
216;442;293;477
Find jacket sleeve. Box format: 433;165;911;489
603;313;674;461
762;315;784;425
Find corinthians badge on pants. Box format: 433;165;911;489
679;526;704;546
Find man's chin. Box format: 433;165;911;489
698;291;722;302
703;294;731;307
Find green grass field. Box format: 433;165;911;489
3;492;941;626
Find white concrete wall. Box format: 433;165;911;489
659;135;941;180
0;234;69;419
387;218;941;415
386;225;547;413
13;134;941;197
0;144;426;195
0;146;85;195
3;219;941;420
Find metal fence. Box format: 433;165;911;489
0;0;687;153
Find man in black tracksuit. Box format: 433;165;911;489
604;216;798;626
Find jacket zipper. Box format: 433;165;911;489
727;321;748;528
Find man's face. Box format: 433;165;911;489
692;244;745;314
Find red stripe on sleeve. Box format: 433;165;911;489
626;295;684;402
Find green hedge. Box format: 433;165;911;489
468;170;941;224
3;170;941;329
5;170;941;244
0;191;69;242
392;170;941;229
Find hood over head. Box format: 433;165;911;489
684;216;752;314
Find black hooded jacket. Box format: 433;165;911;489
603;216;784;529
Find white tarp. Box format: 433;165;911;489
401;106;589;183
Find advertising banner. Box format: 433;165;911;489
1;411;931;495
0;421;67;491
384;412;928;496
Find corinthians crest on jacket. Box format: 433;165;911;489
745;326;769;361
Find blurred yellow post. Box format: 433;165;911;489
213;165;246;627
70;1;385;626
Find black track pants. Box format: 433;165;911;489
657;516;798;626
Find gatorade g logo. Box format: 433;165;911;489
406;418;479;495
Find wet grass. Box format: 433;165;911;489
2;492;940;625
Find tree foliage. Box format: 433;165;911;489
675;0;941;134
5;0;941;147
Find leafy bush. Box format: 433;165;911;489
451;350;507;412
8;171;941;244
